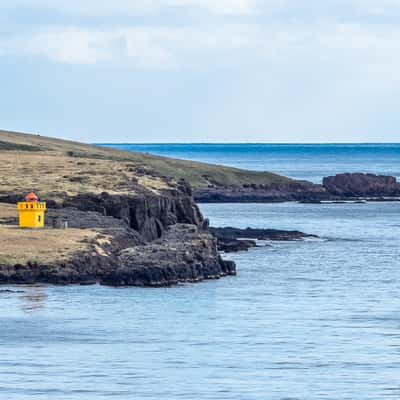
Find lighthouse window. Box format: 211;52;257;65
38;215;41;222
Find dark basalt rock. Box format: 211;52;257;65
0;289;25;293
0;184;236;287
210;226;318;249
0;224;236;287
101;224;236;287
194;181;328;203
63;188;203;242
216;238;257;253
195;173;400;203
322;173;400;198
0;252;118;285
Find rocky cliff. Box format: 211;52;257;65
0;184;235;286
194;181;327;203
62;180;205;242
0;139;236;287
322;173;400;198
102;224;235;287
2;131;398;288
195;173;400;203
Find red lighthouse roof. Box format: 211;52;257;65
25;192;38;202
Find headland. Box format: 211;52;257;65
1;129;397;286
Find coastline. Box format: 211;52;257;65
2;131;400;287
0;188;236;287
194;173;400;203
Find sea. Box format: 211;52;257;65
103;143;400;183
1;144;400;400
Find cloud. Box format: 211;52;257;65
2;0;400;89
0;19;399;98
168;0;258;15
5;0;400;20
0;24;262;67
0;0;258;16
357;0;400;16
2;0;400;142
27;29;124;64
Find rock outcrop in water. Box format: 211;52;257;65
210;227;318;252
195;173;400;203
194;181;327;203
322;173;400;198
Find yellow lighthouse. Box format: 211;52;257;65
17;192;46;228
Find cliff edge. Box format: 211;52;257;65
0;130;236;286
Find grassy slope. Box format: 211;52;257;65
0;129;292;188
0;130;292;266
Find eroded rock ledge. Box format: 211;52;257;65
0;223;235;287
0;184;235;287
194;173;400;203
210;227;318;252
102;224;235;287
322;173;400;198
194;181;326;203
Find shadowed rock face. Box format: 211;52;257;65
322;173;400;197
195;173;400;203
194;181;328;203
0;182;234;287
102;224;236;287
63;183;204;242
0;224;235;287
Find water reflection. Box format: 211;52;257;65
19;286;48;313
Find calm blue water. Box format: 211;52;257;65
1;145;400;399
100;143;400;183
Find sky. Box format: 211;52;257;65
1;0;400;143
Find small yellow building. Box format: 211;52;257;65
17;192;46;228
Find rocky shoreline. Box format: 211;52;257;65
2;172;398;287
2;132;399;289
102;224;236;287
0;183;318;286
0;182;237;287
210;227;318;252
194;173;400;203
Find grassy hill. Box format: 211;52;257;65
0;129;292;191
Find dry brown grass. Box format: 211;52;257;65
0;203;16;219
0;150;171;200
0;129;292;190
0;129;293;266
0;224;98;264
0;203;111;265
